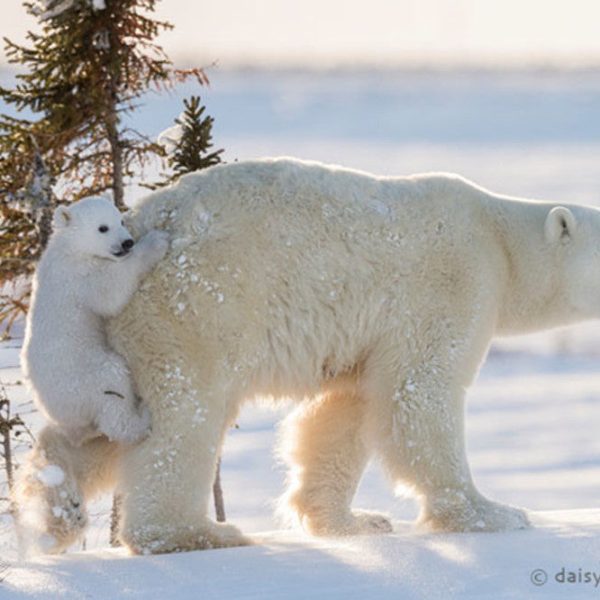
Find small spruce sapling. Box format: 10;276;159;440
152;95;224;188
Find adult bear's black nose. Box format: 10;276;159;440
122;239;134;251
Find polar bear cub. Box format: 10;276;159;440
21;197;169;444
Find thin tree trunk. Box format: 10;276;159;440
28;138;54;254
37;206;53;253
0;387;15;495
104;39;125;212
105;113;125;211
213;458;225;522
0;390;16;520
1;426;13;494
109;493;121;547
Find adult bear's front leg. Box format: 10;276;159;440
370;358;529;532
116;357;250;554
363;298;530;534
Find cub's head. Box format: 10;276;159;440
52;197;135;261
545;204;600;319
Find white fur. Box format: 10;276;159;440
16;158;600;554
21;197;169;445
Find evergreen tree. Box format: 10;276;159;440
0;0;207;335
153;95;224;187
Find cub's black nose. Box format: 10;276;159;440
122;239;134;251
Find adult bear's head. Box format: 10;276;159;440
544;204;600;319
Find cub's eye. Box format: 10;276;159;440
121;220;125;226
98;225;109;233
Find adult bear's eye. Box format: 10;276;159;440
98;225;109;233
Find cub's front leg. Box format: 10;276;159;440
131;229;170;278
86;229;170;318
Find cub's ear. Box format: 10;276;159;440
52;206;72;229
545;206;576;244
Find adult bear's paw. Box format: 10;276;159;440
301;509;393;536
419;489;530;533
122;520;252;555
199;521;254;549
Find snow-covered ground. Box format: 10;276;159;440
2;68;600;598
3;510;600;599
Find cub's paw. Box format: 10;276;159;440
42;490;88;553
128;405;153;443
16;464;87;554
97;397;152;445
140;229;170;262
107;408;152;445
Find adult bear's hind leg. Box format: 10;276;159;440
117;357;250;554
282;381;392;536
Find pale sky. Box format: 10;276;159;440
4;0;600;67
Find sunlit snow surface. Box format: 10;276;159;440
1;69;600;598
2;512;600;599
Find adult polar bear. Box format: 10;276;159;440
19;157;600;554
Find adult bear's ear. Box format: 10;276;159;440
53;206;72;229
545;206;576;244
